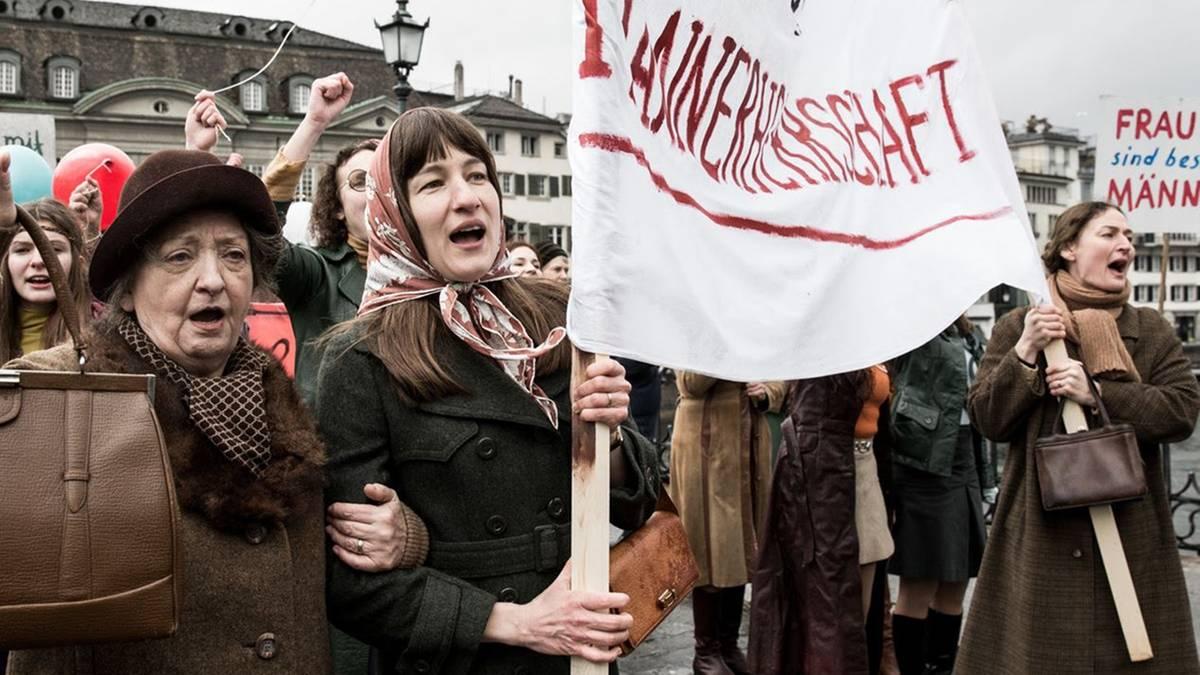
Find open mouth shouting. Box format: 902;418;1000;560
448;221;487;248
24;274;52;291
1107;257;1130;279
188;305;227;332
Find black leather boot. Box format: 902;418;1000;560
692;587;734;675
717;585;751;675
925;609;962;674
892;614;928;675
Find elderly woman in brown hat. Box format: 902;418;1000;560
0;149;424;674
958;202;1200;674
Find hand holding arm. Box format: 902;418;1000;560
326;482;429;573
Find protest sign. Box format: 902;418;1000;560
1097;96;1200;232
0;113;56;167
245;302;296;378
567;0;1047;379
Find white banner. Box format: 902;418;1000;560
1096;96;1200;233
0;112;57;167
567;0;1047;380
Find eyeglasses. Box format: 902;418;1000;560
339;169;368;192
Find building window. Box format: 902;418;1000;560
1028;212;1037;237
562;175;572;197
295;166;317;201
546;225;569;250
1025;184;1057;205
528;174;546;197
487;131;505;155
240;78;265;113
244;164;265;178
554;141;566;159
152;100;169;114
1134;254;1157;273
510;220;530;241
499;172;514;196
0;55;17;95
1170;285;1194;302
513;174;526;196
288;76;313;115
1048;213;1059;232
521;135;538;157
1134;285;1158;303
47;57;80;99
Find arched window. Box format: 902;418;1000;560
0;50;20;95
237;73;265;113
47;56;79;100
287;75;313;115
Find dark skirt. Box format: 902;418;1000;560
889;425;986;581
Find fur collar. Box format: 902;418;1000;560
83;326;325;532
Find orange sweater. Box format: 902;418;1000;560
854;365;890;440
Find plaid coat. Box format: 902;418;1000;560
958;305;1200;674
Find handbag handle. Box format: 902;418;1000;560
1050;366;1111;433
13;204;88;367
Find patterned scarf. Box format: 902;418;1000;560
119;317;274;475
357;125;566;427
1047;270;1141;383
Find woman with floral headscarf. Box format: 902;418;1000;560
317;108;661;674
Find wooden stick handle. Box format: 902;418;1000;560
570;348;610;675
1043;339;1153;662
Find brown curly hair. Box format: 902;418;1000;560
309;139;379;249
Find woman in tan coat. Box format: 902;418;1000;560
670;373;785;675
958;202;1200;674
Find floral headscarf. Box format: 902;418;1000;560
358;124;567;426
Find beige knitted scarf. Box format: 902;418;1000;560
1047;270;1141;382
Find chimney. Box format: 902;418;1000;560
454;61;464;101
514;78;523;107
507;75;514;99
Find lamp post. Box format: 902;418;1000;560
376;0;429;112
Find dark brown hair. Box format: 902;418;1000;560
1041;201;1125;274
309;138;379;249
331;108;569;404
0;199;92;360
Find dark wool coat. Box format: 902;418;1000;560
318;327;661;675
958;306;1200;674
5;327;331;675
749;373;871;675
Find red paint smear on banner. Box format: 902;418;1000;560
577;132;1012;249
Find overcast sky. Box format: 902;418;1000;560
108;0;1196;140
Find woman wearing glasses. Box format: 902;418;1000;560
189;73;372;406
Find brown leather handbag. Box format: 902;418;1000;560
609;490;699;655
1034;374;1147;512
0;205;182;649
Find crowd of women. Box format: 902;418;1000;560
0;70;1196;675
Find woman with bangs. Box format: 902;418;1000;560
317;107;661;674
0;198;91;361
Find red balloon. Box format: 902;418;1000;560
52;143;136;232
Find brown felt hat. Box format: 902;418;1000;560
89;149;279;300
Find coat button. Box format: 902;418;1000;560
245;524;267;545
476;437;498;460
547;497;566;519
498;587;519;602
924;416;934;425
1072;548;1083;559
486;515;508;536
254;633;277;660
412;659;431;673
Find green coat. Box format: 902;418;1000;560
889;328;985;476
276;241;365;407
317;327;661;675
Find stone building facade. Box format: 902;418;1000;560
0;0;574;248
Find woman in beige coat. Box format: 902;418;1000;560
670;373;785;675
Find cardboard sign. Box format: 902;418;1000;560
245;302;296;378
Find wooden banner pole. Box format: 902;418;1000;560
570;347;611;675
1157;235;1170;315
1043;339;1153;662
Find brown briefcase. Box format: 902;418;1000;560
609;490;699;655
0;205;182;649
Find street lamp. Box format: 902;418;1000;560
376;0;429;112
